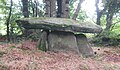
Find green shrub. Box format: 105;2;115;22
93;30;120;46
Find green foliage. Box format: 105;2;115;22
0;51;6;57
37;42;46;51
93;29;120;46
77;10;88;21
9;45;16;48
95;11;120;46
69;0;87;21
0;0;45;36
2;65;7;70
69;0;76;18
100;15;106;27
27;33;39;41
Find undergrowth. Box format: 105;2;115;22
93;30;120;46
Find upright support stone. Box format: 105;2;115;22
48;31;79;54
37;31;48;51
75;34;94;57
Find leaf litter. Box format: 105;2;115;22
0;40;119;70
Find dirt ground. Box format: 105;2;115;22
0;41;120;70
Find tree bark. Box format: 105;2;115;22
21;0;29;37
44;0;70;18
57;0;62;17
61;0;70;18
95;0;101;25
72;0;84;20
35;0;38;17
50;0;56;17
21;0;29;17
6;0;13;42
105;0;116;30
31;0;35;17
106;11;114;30
44;0;51;17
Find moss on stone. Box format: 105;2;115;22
37;42;46;51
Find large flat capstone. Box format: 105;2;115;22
16;17;102;33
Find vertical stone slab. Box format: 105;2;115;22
75;34;94;57
37;31;48;51
48;31;79;54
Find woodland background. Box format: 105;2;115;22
0;0;120;45
0;0;120;70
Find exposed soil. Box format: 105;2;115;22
0;40;120;70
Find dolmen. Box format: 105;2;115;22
16;17;102;57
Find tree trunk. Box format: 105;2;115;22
31;0;35;17
95;0;101;25
44;0;51;17
72;0;84;20
61;0;70;18
106;12;114;30
32;0;38;17
21;0;29;37
6;0;13;42
44;0;70;18
57;0;62;17
50;0;56;17
105;0;116;30
35;0;38;17
21;0;29;17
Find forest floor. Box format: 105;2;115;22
0;40;120;70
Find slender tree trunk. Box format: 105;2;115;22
21;0;29;37
50;0;56;17
6;0;13;42
61;0;70;18
44;0;70;18
61;0;66;17
44;0;56;17
31;0;38;17
106;11;114;30
31;1;35;17
65;0;70;18
57;0;62;17
21;0;29;17
95;0;101;25
72;0;84;20
44;0;51;17
105;0;116;30
35;0;38;17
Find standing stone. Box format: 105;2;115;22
37;31;48;51
48;31;79;54
75;34;94;57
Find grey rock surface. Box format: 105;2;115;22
16;17;102;33
48;31;80;54
75;34;94;57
